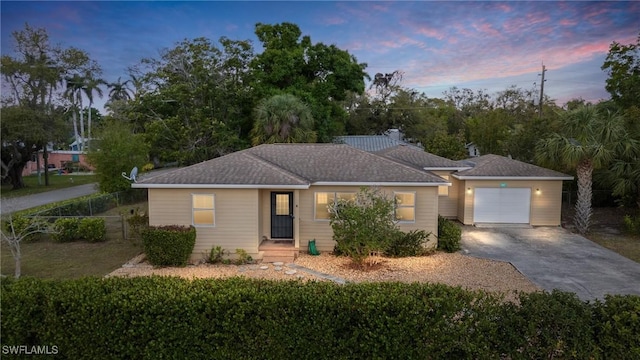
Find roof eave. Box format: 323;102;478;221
132;184;310;189
312;181;449;187
451;175;574;181
424;167;473;171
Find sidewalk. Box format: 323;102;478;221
0;183;99;214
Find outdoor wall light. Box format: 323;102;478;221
536;188;541;195
467;187;472;194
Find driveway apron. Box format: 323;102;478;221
461;226;640;300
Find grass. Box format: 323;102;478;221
1;202;147;279
1;238;142;279
587;233;640;263
1;173;98;198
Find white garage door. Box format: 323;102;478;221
474;188;531;223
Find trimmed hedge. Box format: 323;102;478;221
438;216;461;252
142;225;196;266
51;218;80;242
77;218;106;243
1;277;638;359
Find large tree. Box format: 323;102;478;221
83;75;106;149
1;24;93;189
87;120;149;193
250;22;368;141
535;105;632;234
602;33;640;109
127;37;252;165
250;94;317;145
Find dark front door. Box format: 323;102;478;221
271;192;294;239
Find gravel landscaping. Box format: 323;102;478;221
108;252;540;299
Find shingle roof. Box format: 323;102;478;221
334;135;423;152
135;144;447;187
454;154;573;179
376;145;470;169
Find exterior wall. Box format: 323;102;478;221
458;180;564;226
148;188;260;262
431;170;459;218
297;185;439;253
22;151;93;176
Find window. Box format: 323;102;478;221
314;192;355;220
275;194;290;215
192;194;215;226
394;192;415;222
438;175;450;196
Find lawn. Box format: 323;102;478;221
587;232;640;263
565;206;640;263
1;173;98;198
1;237;142;279
1;202;147;279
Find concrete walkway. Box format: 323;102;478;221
461;226;640;301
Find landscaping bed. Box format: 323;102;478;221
109;252;540;300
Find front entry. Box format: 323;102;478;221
271;192;294;239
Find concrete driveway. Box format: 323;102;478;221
461;226;640;301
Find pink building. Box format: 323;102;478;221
22;151;94;176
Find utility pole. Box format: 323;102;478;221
538;64;547;118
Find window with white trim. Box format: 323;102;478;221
394;192;415;222
314;192;356;220
192;194;215;226
438;175;450;196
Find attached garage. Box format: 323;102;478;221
453;155;574;226
473;188;531;223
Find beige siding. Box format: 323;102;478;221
431;170;459;218
148;188;260;261
298;185;439;253
458;180;564;226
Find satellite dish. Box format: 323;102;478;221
122;166;138;183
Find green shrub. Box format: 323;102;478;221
385;229;431;257
126;208;149;239
2;277;638;359
142;225;196;266
208;246;225;264
77;218;106;243
52;218;80;242
438;216;461;252
330;187;398;264
234;248;252;265
592;295;640;358
623;214;640;235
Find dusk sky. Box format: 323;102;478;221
2;1;639;113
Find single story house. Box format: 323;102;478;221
133;143;572;261
133;144;448;261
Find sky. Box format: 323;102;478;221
2;1;639;113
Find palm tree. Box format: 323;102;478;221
83;76;106;150
107;77;132;103
64;74;84;148
535;105;630;234
250;94;317;146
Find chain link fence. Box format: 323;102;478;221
26;189;148;240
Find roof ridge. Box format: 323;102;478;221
243;150;311;183
356;148;448;183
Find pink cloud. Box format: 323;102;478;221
472;22;502;38
415;25;446;40
559;18;577;26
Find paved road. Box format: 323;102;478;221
0;168;176;214
1;183;99;214
461;226;640;301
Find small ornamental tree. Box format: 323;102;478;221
329;187;400;265
1;213;51;278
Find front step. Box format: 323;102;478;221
261;249;298;263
